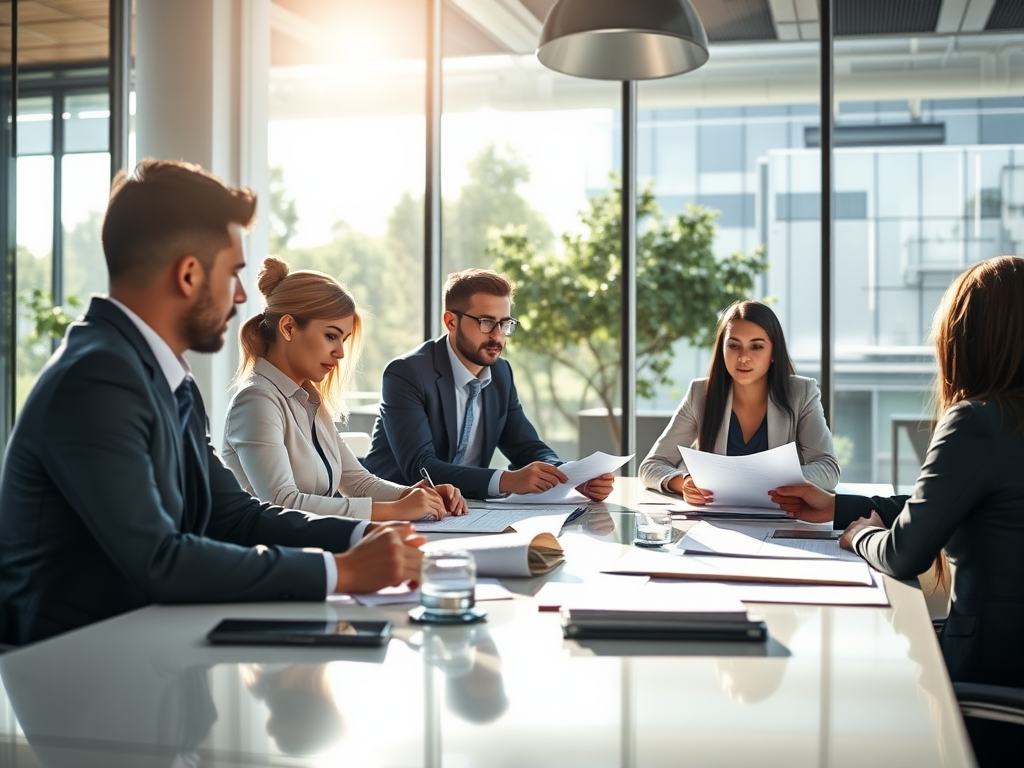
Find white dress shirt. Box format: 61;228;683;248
445;337;504;497
106;298;343;593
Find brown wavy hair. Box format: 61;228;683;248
698;301;796;451
933;256;1024;424
235;256;363;418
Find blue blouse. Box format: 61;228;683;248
726;411;769;456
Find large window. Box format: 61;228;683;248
832;33;1024;484
267;0;426;431
441;10;620;461
10;73;110;410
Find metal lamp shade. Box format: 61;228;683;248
537;0;709;81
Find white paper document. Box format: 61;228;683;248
413;505;580;533
678;442;805;508
678;521;863;562
602;548;875;586
646;573;890;607
489;451;633;505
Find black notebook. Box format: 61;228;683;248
560;607;768;642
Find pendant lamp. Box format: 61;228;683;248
537;0;709;80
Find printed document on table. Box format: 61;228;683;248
678;442;805;508
677;521;863;562
413;506;579;533
489;451;633;505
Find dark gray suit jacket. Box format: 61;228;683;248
0;298;359;646
836;399;1024;687
361;337;559;499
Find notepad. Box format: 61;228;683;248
560;600;767;642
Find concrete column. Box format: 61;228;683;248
135;0;270;450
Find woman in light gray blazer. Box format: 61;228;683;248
639;301;839;504
223;257;466;521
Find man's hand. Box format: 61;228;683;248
407;479;467;516
839;511;885;551
576;472;615;502
767;484;836;523
499;462;568;495
333;523;426;593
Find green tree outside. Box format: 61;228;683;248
490;183;768;448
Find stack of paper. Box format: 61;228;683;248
602;548;874;586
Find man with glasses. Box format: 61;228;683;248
363;269;614;501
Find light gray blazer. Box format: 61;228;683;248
638;375;840;492
223;358;408;519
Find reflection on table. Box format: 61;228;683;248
0;479;973;767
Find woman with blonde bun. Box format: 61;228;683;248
223;256;466;521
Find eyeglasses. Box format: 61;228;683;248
452;311;519;336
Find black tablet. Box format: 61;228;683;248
207;618;392;647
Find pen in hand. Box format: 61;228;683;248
419;467;436;488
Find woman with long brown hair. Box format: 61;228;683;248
223;256;466;521
639;300;840;504
771;255;1024;691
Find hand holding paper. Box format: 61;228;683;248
678;442;806;509
491;451;632;505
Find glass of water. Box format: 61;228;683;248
420;550;477;618
633;509;673;547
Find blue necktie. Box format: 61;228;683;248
174;379;194;437
452;379;482;466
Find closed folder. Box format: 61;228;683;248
560;607;768;642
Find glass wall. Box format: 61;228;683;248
831;34;1024;484
440;6;620;461
635;42;820;468
267;0;426;431
11;81;111;412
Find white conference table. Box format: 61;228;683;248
0;480;974;767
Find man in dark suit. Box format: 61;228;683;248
362;269;614;500
0;160;424;647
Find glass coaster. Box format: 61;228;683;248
408;605;488;625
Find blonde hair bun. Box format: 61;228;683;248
258;256;290;297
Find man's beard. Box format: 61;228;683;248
455;323;503;368
181;284;234;353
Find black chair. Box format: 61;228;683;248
953;682;1024;767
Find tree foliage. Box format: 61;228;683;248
490;183;767;444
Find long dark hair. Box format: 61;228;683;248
698;301;796;452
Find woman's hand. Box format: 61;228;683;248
374;487;447;521
768;484;836;523
667;474;713;505
839;511;885;551
405;480;468;516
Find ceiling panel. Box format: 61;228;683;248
691;0;775;42
0;0;111;65
836;0;942;36
986;0;1024;30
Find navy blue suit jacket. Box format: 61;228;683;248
0;298;359;646
361;337;559;499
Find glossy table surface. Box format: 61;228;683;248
0;481;974;767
